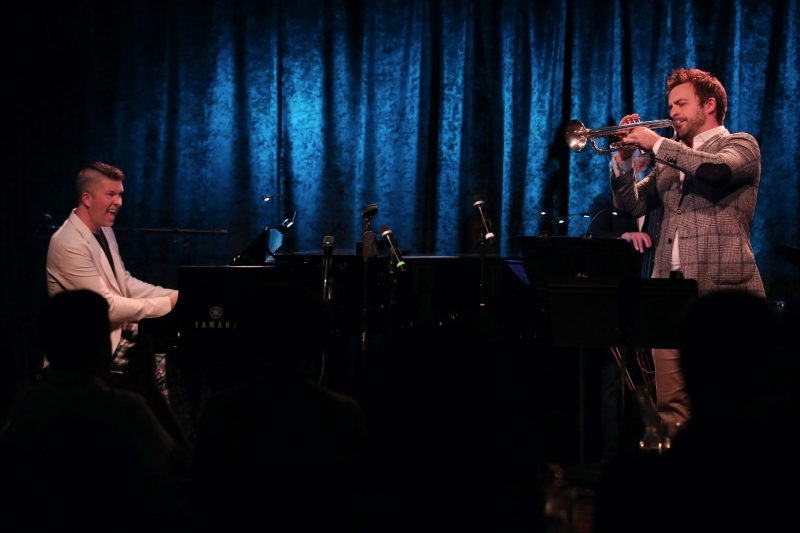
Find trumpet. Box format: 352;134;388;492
565;118;676;154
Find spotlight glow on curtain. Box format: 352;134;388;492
6;0;800;304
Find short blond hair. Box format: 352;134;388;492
76;162;124;204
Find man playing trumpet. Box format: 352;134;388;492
609;68;764;427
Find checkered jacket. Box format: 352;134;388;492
611;130;764;297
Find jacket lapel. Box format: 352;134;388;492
102;227;128;296
68;211;123;294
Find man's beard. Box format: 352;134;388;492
679;107;707;143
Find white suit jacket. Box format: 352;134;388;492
46;210;177;352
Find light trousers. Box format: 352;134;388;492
651;348;691;427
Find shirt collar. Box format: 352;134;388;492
692;125;728;149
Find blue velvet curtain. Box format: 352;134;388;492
3;0;799;358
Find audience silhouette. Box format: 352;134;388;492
594;290;798;532
108;334;192;454
191;281;369;531
8;283;792;530
0;290;188;532
0;323;15;430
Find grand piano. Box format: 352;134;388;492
146;252;538;395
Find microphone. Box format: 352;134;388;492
361;204;378;258
379;225;407;272
361;203;378;218
322;235;334;299
361;203;378;231
33;214;53;237
472;195;495;245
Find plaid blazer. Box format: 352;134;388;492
611;130;764;297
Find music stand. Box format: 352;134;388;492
517;236;698;463
517;236;638;291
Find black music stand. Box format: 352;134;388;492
546;276;698;348
517;236;638;288
517;236;698;464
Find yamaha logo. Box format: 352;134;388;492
195;307;236;329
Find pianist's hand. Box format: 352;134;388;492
621;232;652;253
169;292;179;309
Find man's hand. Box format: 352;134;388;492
622;126;661;153
621;232;652;253
613;113;640;162
169;292;179;309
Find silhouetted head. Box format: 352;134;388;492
38;290;111;373
679;290;782;423
240;281;333;376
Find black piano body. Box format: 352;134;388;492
143;254;537;394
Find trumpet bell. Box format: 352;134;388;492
565;119;588;153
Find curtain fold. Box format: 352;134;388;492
4;0;799;354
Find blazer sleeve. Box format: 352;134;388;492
47;231;174;324
103;229;177;302
653;133;760;188
124;270;177;300
610;165;663;219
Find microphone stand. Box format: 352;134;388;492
322;235;334;301
479;231;487;313
385;249;398;346
360;205;378;359
379;226;405;346
473;196;495;330
320;235;334;388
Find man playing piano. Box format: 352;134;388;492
46;162;178;369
